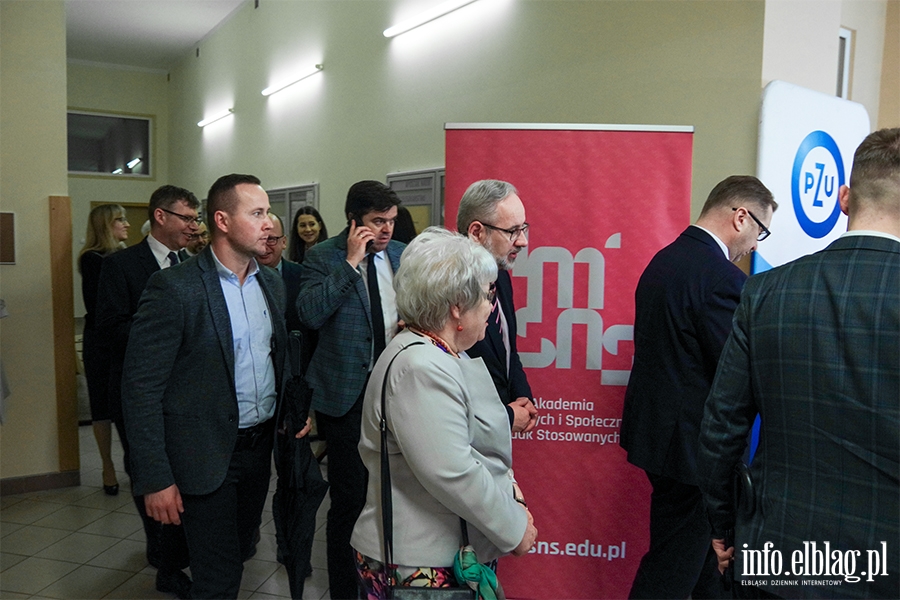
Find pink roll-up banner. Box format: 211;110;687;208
445;124;693;599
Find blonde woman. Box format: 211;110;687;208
79;204;129;495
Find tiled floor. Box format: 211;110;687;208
1;425;332;599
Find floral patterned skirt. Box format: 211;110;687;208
355;550;463;599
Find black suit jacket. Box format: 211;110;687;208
620;226;746;486
95;237;161;416
467;269;533;420
280;258;303;334
121;246;289;497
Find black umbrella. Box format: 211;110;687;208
273;375;329;599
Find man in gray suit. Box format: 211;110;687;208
298;180;404;598
699;128;900;599
122;174;307;599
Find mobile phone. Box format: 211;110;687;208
349;214;374;251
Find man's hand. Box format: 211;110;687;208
294;416;312;439
144;484;183;525
346;219;374;269
510;397;538;433
712;538;734;574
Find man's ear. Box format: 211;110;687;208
467;221;485;242
213;210;228;233
153;208;166;228
839;185;851;216
731;206;748;232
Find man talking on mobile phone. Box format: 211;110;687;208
296;180;405;599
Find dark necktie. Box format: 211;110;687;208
366;255;386;360
167;251;179;267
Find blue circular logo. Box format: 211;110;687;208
791;131;845;239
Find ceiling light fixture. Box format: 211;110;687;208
112;168;124;174
198;108;234;128
127;157;141;169
262;64;324;97
383;0;479;38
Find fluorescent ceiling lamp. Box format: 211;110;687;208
262;64;324;97
112;168;124;174
383;0;479;37
127;157;141;169
198;108;234;128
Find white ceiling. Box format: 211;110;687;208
66;0;246;71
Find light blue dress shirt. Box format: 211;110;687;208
211;249;277;428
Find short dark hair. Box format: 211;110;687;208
699;175;777;217
849;128;900;208
148;185;199;222
344;180;400;220
207;174;262;220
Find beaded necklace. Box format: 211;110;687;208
407;326;458;358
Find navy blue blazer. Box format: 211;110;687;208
121;247;289;496
620;226;746;486
297;229;405;417
466;269;532;422
95;237;161;417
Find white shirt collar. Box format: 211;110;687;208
840;230;900;244
146;233;178;269
691;224;729;259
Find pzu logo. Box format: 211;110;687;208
791;131;845;238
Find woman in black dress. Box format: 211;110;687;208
79;204;129;495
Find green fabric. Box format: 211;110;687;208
453;545;500;600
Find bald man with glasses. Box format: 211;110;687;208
620;175;777;599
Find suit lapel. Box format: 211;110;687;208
198;248;236;382
137;238;161;276
257;267;285;384
336;231;374;331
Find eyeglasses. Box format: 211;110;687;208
733;208;771;242
161;208;203;225
484;281;497;304
480;222;529;242
188;231;209;241
265;235;285;246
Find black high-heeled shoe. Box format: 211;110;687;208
103;483;119;496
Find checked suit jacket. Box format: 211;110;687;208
698;234;899;599
120;246;290;497
297;228;405;417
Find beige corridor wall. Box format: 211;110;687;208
167;0;766;228
762;0;888;127
0;1;70;479
67;63;170;318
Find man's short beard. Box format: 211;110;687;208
485;236;514;271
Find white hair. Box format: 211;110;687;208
394;227;498;332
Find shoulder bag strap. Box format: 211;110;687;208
380;342;425;579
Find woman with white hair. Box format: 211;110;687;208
351;227;538;599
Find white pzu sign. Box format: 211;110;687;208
755;81;870;273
